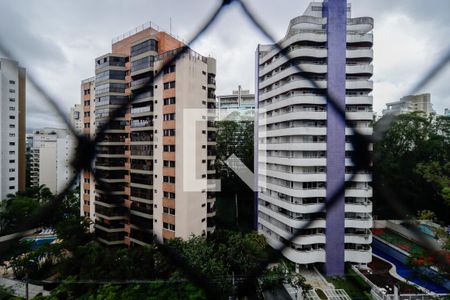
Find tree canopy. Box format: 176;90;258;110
373;113;450;222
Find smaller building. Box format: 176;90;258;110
444;108;449;117
29;128;76;194
217;85;255;121
382;93;435;116
70;104;83;133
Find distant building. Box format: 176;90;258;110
217;86;255;121
382;93;434;116
26;133;33;188
0;58;26;200
444;108;449;116
70;104;83;133
30;128;76;194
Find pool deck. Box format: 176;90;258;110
372;228;425;256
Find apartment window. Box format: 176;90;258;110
202;71;206;75
84;89;90;95
163;81;175;89
9;186;15;190
9;168;15;172
9;142;15;146
9;133;15;137
163;97;176;105
163;222;175;231
163;207;176;215
84;100;90;106
9;80;15;84
9;98;15;102
9;177;15;181
163;160;175;168
163;129;175;136
163;113;175;121
9;107;15;111
84;123;90;128
163;65;176;74
163;176;175;183
9;160;15;163
9;116;15;120
9;124;15;128
9;89;15;93
163;145;175;152
163;191;176;199
202;86;206;90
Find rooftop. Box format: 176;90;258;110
111;20;185;45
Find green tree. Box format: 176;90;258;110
373;113;450;221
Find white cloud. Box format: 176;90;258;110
0;0;449;130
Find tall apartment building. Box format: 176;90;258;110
82;22;217;246
217;85;255;121
29;128;76;194
382;93;434;116
0;58;26;200
80;77;96;223
255;1;373;275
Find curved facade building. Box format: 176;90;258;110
256;1;373;275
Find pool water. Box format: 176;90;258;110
402;223;437;240
373;247;449;294
21;236;57;249
417;224;437;239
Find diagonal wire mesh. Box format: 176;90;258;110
0;0;449;297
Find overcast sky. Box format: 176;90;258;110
0;0;449;130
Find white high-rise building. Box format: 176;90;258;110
0;58;26;200
256;1;373;275
30;128;76;194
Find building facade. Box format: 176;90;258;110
29;128;76;194
217;85;255;121
80;77;96;224
70;104;83;133
382;93;434;116
255;1;373;275
82;22;217;246
0;58;26;200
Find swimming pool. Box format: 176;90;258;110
373;247;449;294
402;223;437;240
21;236;57;249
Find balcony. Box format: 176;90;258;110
131;106;153;114
131;163;152;172
130;145;153;158
130;203;153;218
131;77;153;90
130;119;153;130
131;187;152;202
133;90;153;103
131;174;153;186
